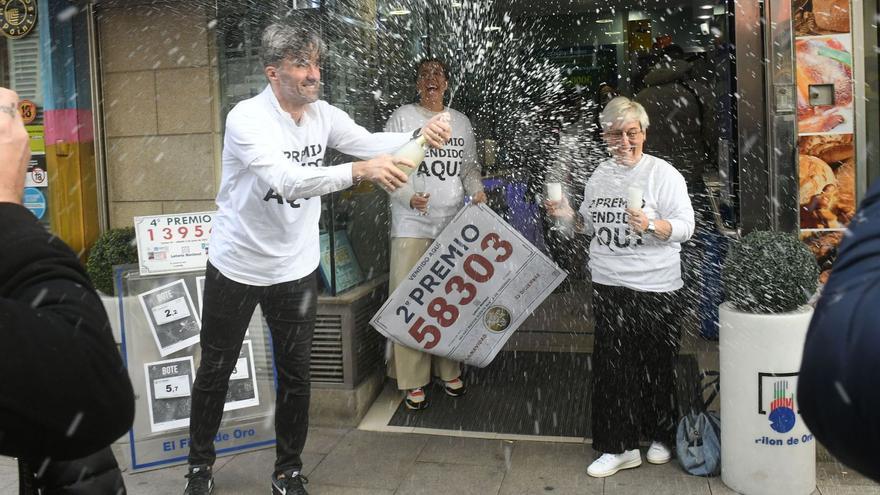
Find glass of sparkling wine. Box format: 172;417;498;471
414;174;429;216
546;182;563;230
626;185;643;243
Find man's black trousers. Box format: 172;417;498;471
188;261;317;476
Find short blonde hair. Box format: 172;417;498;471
599;96;649;131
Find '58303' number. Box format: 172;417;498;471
403;232;514;350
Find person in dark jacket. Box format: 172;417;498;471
634;46;711;190
0;87;135;492
799;180;880;482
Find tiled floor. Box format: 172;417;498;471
2;428;878;494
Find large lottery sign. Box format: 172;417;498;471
371;204;567;367
134;212;213;276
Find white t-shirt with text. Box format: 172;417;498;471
577;153;695;292
210;85;411;286
384;104;484;239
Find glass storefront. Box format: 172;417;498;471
207;0;875;330
207;0;736;342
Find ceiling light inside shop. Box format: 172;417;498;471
697;14;712;18
604;31;621;35
596;18;613;23
700;4;714;9
388;8;411;15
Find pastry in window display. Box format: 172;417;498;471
801;230;843;284
813;0;850;32
795;37;853;133
798;135;856;229
794;0;850;36
798;134;853;163
799;154;843;229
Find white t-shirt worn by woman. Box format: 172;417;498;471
384;104;484;239
578;153;695;292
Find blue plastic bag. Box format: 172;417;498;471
676;409;721;476
676;370;721;476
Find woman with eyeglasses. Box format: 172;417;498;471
545;96;695;478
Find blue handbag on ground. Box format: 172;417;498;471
676;370;721;477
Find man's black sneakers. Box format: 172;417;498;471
272;470;309;495
183;465;214;495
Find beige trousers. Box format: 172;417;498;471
387;237;461;390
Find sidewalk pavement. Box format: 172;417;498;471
2;427;878;494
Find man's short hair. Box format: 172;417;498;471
416;58;450;82
260;23;324;67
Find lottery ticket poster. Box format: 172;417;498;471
138;279;202;357
144;356;195;433
371;204;567;368
223;340;260;412
134;212;213;276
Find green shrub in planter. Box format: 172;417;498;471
721;231;819;313
86;227;138;296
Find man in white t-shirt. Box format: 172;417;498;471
183;24;451;495
384;58;485;410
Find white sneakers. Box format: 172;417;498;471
587;442;672;478
587;449;642;477
647;441;672;464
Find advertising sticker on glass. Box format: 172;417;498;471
138;279;201;357
144;356;195;433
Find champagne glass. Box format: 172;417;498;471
546;182;563;231
413;174;429;216
626;185;643;243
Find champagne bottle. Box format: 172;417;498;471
392;112;449;175
392;134;428;176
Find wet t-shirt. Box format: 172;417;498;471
578;153;694;292
385;104;483;239
210;85;411;286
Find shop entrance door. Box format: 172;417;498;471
365;0;737;437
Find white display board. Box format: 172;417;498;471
134;212;214;276
117;266;277;472
371;204;567;368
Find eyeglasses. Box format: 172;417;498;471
604;129;643;140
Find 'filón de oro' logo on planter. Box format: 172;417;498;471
0;0;36;40
754;372;814;447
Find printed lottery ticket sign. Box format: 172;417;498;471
134;212;214;275
371;204;567;367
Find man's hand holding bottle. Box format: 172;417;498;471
352;112;452;193
420;112;452;148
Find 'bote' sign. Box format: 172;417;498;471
371;204;566;367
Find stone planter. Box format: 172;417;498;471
719;302;815;495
